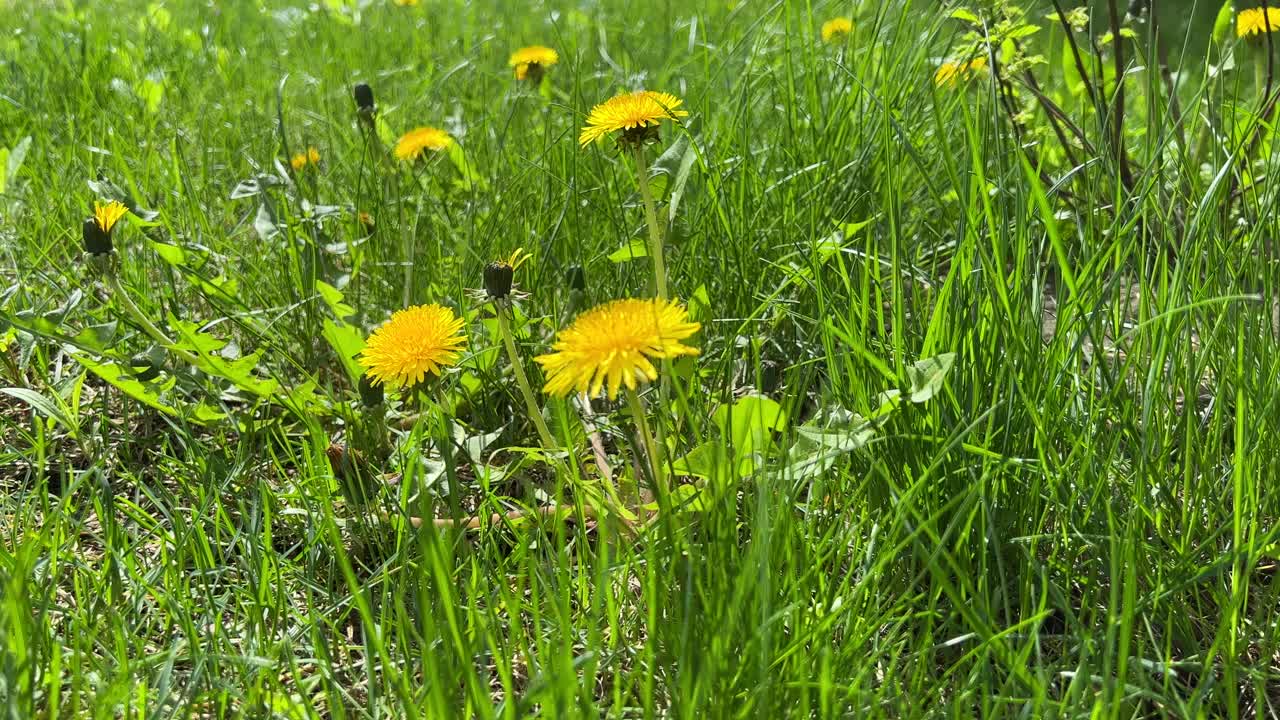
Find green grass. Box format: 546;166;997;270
4;0;1280;717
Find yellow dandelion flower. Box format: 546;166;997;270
392;0;419;6
509;45;559;80
535;298;700;400
290;146;321;171
934;56;988;87
821;17;853;42
1238;6;1280;37
394;126;453;161
94;200;129;233
359;304;466;389
578;90;689;147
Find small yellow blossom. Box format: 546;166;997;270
394;126;453;161
1238;6;1280;37
94;200;129;233
509;45;559;80
821;17;853;42
290;146;321;171
934;56;988;87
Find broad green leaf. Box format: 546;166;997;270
1006;23;1040;40
786;411;876;481
672;441;721;480
72;354;192;419
642;483;705;513
687;284;711;323
840;217;876;238
651;123;698;223
1062;41;1093;96
713;393;788;461
448;143;486;191
906;353;956;403
138;75;165;114
148;240;186;267
322;319;366;384
949;7;980;23
316;281;355;321
253;203;278;241
608;237;649;263
1213;0;1234;44
168;316;279;397
6;136;31;185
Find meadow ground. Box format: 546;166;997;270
3;0;1280;717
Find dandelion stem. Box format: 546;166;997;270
496;307;558;449
632;147;669;301
106;272;201;368
623;386;667;502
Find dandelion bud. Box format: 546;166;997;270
484;261;515;300
353;82;376;117
358;372;384;408
82;217;111;256
565;264;586;292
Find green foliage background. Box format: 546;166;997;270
3;0;1280;717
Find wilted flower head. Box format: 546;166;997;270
821;17;853;42
353;82;375;114
934;56;988;87
565;264;586;292
359;304;466;389
482;247;532;302
83;200;129;256
394;126;453;161
1238;6;1280;37
579;90;689;148
536;298;700;400
290;146;321;172
509;45;559;81
358;372;384;407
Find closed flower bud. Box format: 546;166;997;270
358;372;384;407
82;217;111;256
565;264;586;292
353;82;375;115
484;261;515;300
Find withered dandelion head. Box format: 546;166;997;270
353;82;376;114
290;146;321;171
821;17;853;42
535;298;700;400
394;126;453;161
578;90;689;148
482;247;532;301
509;45;559;81
934;56;988;87
359;304;466;389
1238;6;1280;37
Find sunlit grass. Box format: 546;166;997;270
2;0;1280;717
